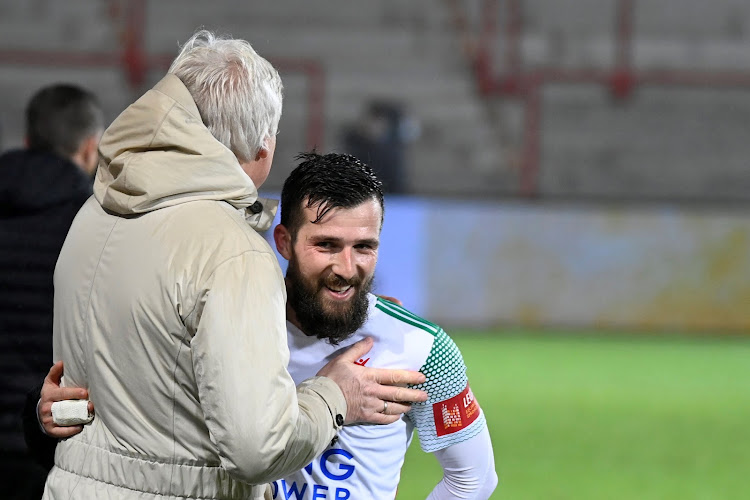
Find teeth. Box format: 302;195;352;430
328;285;352;293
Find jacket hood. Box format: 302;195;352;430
95;74;276;229
0;149;92;214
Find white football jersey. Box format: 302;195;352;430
269;295;486;500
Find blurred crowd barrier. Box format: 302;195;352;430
270;195;748;333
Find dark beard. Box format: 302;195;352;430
286;257;372;345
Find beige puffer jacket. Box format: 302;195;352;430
44;74;345;499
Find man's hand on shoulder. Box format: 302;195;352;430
316;337;428;425
38;361;94;438
376;295;403;306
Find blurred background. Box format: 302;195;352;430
1;0;749;498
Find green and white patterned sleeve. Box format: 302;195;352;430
407;327;487;453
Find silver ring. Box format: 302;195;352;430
382;401;388;414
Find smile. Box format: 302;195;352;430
324;285;354;299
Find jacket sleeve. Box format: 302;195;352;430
189;250;346;485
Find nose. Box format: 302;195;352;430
332;248;356;280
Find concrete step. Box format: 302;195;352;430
144;0;449;30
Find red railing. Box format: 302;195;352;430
463;0;750;197
0;0;325;150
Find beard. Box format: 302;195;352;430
286;257;373;345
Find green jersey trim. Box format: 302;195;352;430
375;298;441;336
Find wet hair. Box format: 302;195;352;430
168;30;283;162
280;152;384;238
25;84;103;157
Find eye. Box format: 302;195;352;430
315;241;333;249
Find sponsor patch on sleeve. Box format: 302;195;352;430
432;384;480;437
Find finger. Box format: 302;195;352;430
373;385;428;403
359;412;402;425
87;401;95;415
50;387;88;402
47;425;83;439
383;401;412;415
337;337;374;363
40;402;53;416
45;361;64;385
370;368;426;386
377;295;403;306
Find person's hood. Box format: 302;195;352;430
0;148;92;215
95;73;277;230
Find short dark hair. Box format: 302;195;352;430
280;152;385;238
25;84;103;158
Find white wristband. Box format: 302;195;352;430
51;400;93;426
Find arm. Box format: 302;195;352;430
427;426;498;500
33;256;425;484
406;326;497;499
190;252;426;484
190;251;340;485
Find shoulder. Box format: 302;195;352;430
371;296;444;337
367;296;462;372
393;314;484;453
151;200;280;291
368;299;468;397
171;200;274;254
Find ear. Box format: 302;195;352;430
254;144;269;162
255;133;278;161
274;224;292;260
81;135;100;175
71;133;100;175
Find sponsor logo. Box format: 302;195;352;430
464;387;478;420
432;384;480;436
353;357;370;366
271;480;351;499
271;448;355;499
441;403;462;430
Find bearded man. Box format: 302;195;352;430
269;152;498;499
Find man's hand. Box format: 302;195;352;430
316;337;428;425
376;295;403;306
38;361;94;438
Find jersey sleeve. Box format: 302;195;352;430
428;426;498;499
406;327;487;453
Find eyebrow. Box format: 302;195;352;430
309;235;380;248
357;238;380;248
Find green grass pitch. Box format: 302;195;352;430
396;332;750;499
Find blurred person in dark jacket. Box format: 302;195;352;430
342;100;419;195
0;83;103;499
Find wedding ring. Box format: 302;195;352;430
382;401;388;414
